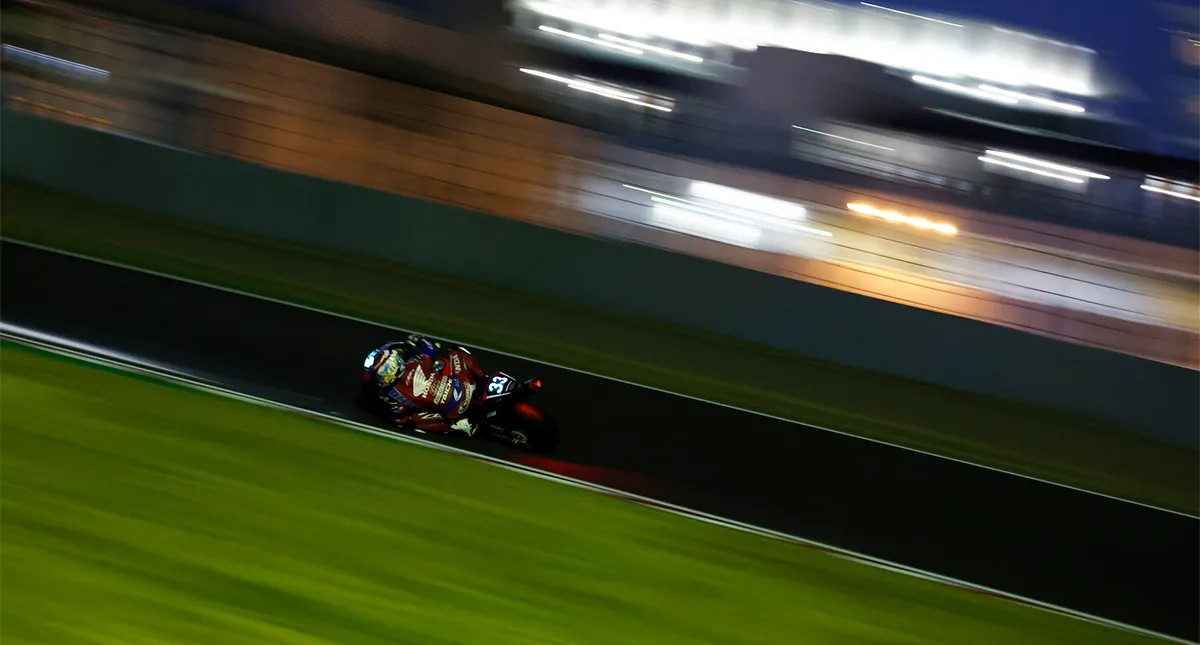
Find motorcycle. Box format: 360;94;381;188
358;342;560;453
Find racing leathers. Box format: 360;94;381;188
374;336;486;435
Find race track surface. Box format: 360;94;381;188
3;241;1196;641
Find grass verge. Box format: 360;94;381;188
1;181;1195;514
0;342;1173;644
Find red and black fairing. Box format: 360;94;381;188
387;350;485;432
360;343;557;451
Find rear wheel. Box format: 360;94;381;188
495;402;559;453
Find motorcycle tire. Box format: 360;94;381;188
495;402;560;454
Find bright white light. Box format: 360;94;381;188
688;182;807;221
651;196;831;236
860;2;962;27
792;125;895;151
598;34;704;62
565;81;641;100
983;150;1109;179
978;156;1085;183
912;75;1019;104
538;25;644;54
626;184;831;238
566;83;672;111
651;204;764;248
363;353;377;369
519;68;575;83
977;84;1085;113
520;68;672;112
1141;184;1200;202
778;221;834;237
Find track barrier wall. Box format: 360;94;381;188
3;110;1197;445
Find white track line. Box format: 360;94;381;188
0;324;1190;644
3;237;1196;520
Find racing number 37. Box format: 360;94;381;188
487;375;509;395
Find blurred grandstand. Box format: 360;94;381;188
24;0;1196;249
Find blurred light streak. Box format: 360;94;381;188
860;2;963;27
651;204;764;248
566;83;671;110
623;183;689;201
598;34;704;62
792;125;896;151
846;203;958;235
538;25;644;54
520;68;671;111
689;181;808;221
625;184;831;238
1141;185;1200;202
1;44;109;80
653;195;832;237
982;150;1110;180
977;85;1086;113
979;157;1085;183
564;81;640;100
519;68;576;83
911;75;1019;104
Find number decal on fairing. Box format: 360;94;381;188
487;375;509;395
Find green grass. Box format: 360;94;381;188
1;181;1196;515
0;343;1173;644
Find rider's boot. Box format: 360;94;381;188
450;418;477;437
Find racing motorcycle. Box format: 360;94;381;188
358;341;560;453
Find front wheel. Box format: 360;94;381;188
491;402;560;453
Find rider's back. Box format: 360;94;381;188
393;349;483;419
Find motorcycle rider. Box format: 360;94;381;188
373;334;487;436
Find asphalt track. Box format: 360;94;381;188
2;241;1197;641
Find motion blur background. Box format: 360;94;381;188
2;1;1198;642
3;0;1197;369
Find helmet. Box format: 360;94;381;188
375;350;402;387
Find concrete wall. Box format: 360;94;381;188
3;110;1196;445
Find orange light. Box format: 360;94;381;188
846;203;958;235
